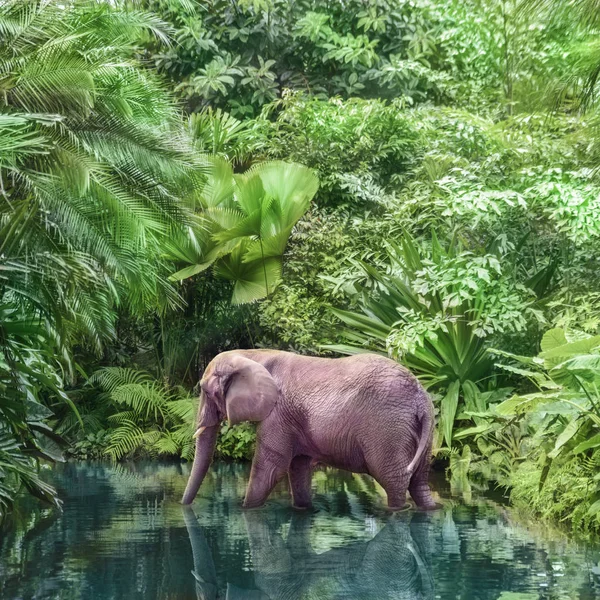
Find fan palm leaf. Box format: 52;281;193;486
168;159;318;303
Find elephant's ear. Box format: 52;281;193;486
221;355;279;425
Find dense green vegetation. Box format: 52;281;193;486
1;0;600;537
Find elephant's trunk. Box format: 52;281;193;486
182;425;218;505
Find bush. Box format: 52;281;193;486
66;431;113;461
255;93;420;206
510;458;600;537
215;423;256;461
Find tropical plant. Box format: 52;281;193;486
137;0;574;113
0;0;194;348
255;93;419;205
66;431;113;460
177;54;242;100
185;108;260;164
0;0;202;515
327;232;537;448
493;328;600;484
0;305;71;521
87;368;196;460
457;327;600;534
166;159;319;303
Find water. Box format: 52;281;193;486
1;462;599;600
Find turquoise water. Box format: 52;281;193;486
1;461;599;599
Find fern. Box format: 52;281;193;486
106;421;146;460
89;367;153;391
89;367;198;460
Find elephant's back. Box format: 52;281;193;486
236;348;424;411
288;352;420;396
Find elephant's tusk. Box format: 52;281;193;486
193;427;206;439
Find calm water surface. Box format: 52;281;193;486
1;461;599;599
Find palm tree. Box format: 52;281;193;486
0;0;202;518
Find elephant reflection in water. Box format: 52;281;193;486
182;507;434;600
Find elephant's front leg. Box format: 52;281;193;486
288;455;313;509
244;443;291;509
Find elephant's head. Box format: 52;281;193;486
181;353;279;505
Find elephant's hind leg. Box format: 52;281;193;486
288;455;313;509
408;460;437;509
365;443;412;510
383;483;411;511
374;470;411;511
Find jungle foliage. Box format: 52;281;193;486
1;0;600;536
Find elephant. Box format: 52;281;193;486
182;505;435;600
181;349;436;510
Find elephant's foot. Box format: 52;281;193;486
292;500;313;510
409;484;438;510
242;498;268;509
387;502;411;512
414;496;440;510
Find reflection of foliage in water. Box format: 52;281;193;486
0;462;599;599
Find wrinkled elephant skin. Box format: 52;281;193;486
182;350;436;510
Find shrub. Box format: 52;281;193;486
255;93;420;206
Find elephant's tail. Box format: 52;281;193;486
406;401;433;475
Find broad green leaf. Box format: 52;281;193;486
540;328;567;353
199;156;234;208
540;334;600;360
561;354;600;373
205;207;245;231
572;433;600;454
25;398;54;422
234;171;265;215
548;418;581;458
215;247;283;304
212;208;262;242
551;353;600;386
441;380;460;448
496;391;570;415
231;259;283;304
488;348;537;365
453;423;493;439
252;161;318;226
242;226;294;262
462;380;480;412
